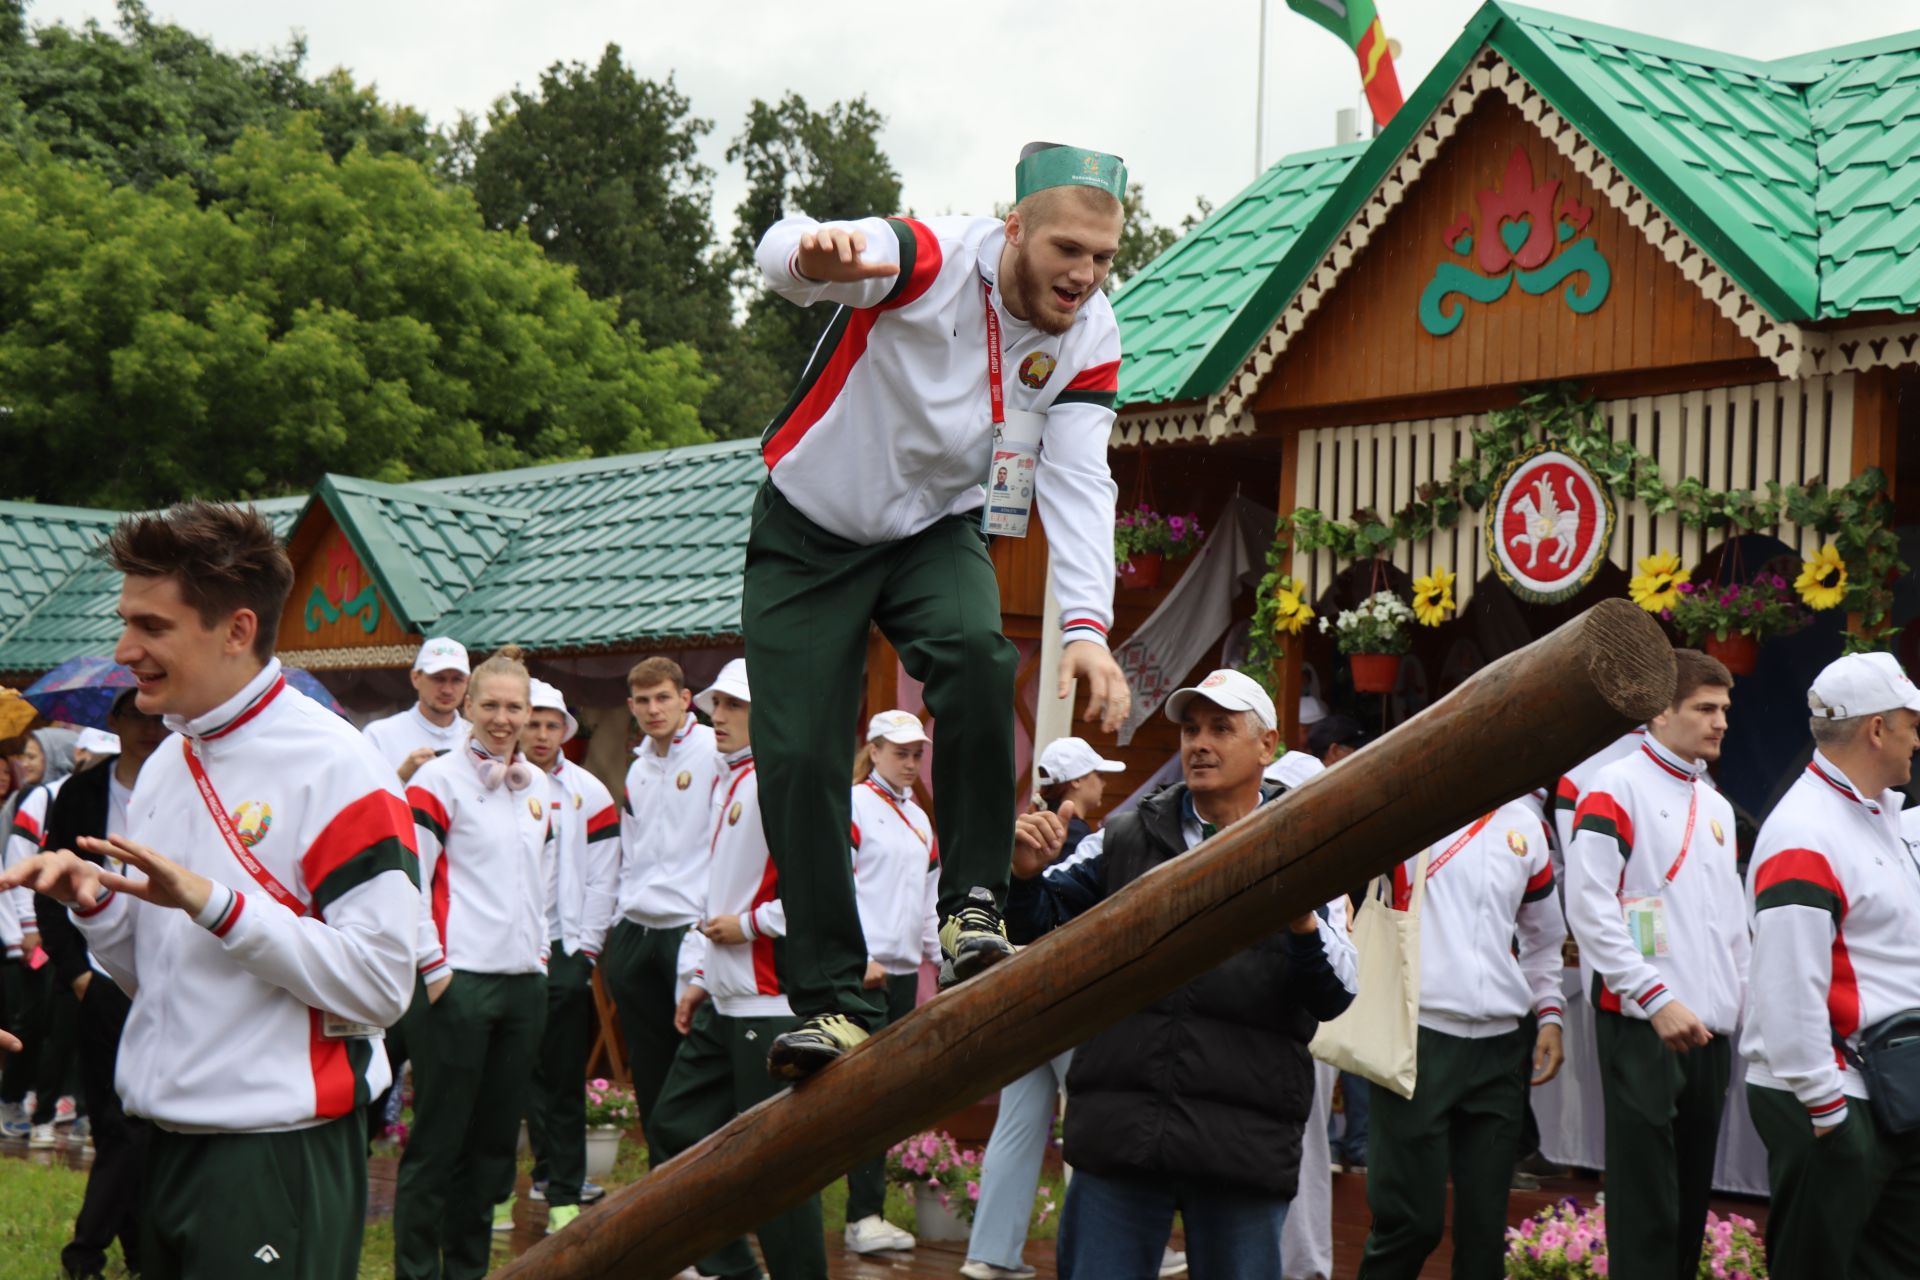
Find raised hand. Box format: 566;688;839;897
75;835;212;918
0;850;112;913
1061;640;1131;734
795;227;901;285
1012;801;1076;880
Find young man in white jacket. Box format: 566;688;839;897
1564;648;1747;1280
2;501;421;1280
651;659;827;1280
746;143;1134;1077
1357;798;1566;1279
1744;653;1920;1278
361;638;470;782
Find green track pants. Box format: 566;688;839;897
844;973;921;1221
1749;1083;1920;1279
528;946;596;1207
600;919;688;1152
743;482;1018;1026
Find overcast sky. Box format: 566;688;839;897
29;0;1920;247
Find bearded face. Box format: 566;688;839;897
1006;237;1079;337
1001;196;1121;336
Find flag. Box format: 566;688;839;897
1286;0;1405;127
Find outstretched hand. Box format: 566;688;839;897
795;227;900;285
0;850;113;913
1012;801;1077;880
75;835;213;917
1061;641;1130;734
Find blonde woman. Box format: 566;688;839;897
394;646;556;1280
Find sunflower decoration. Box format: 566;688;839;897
1795;543;1848;611
1273;582;1315;635
1629;551;1689;613
1412;567;1457;627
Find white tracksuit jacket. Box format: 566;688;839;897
408;740;556;985
1551;728;1646;862
850;775;940;977
618;714;722;930
1742;755;1920;1127
72;660;420;1132
1388;799;1566;1037
676;747;792;1018
3;779;65;956
1565;735;1748;1033
543;756;620;961
756;213;1120;648
361;705;466;773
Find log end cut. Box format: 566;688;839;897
1577;597;1679;725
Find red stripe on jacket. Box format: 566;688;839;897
585;803;620;841
749;858;782;996
1063;359;1120;393
1572;791;1635;852
308;1008;356;1119
886;218;942;310
407;787;452;838
1757;849;1861;1037
764;309;879;469
303;791;417;902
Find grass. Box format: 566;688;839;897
2;1134;1063;1280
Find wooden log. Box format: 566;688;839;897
498;599;1675;1280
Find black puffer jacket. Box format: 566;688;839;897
1007;782;1352;1198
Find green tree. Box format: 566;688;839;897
0;120;709;508
467;46;730;355
719;93;903;436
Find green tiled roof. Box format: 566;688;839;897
0;441;764;673
1117;2;1920;411
0;502;118;629
1113;143;1366;407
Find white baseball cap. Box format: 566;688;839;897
1165;669;1278;732
1809;652;1920;720
1036;737;1125;786
694;658;751;714
527;679;579;743
74;728;121;756
868;710;930;745
414;637;470;676
1264;750;1325;788
1298;694;1330;727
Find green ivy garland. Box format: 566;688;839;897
1249;384;1905;682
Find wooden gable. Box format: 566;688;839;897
1253;96;1764;416
276;504;417;655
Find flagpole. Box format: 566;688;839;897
1255;0;1267;178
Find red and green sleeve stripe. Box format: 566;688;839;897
1754;849;1848;920
409;786;450;846
304;790;421;916
585;803;620;844
1522;864;1556;903
1054;359;1120;410
1573;791;1634;861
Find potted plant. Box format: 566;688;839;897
1665;567;1807;676
583;1078;639;1179
1505;1198;1764;1277
1317;589;1415;693
1113;505;1204;590
885;1129;982;1243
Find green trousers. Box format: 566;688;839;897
651;1003;827;1280
601;918;688;1151
1749;1084;1920;1279
1594;1011;1730;1280
529;945;596;1207
743;482;1018;1025
844;974;921;1221
1357;1024;1530;1280
141;1109;366;1280
394;970;547;1280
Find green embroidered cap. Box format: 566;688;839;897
1014;141;1127;202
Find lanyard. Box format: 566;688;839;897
982;282;1005;427
1663;783;1699;884
863;778;930;848
182;737;306;917
1425;811;1496;881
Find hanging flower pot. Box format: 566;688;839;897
1349;653;1403;694
1704;633;1758;676
1119;552;1163;590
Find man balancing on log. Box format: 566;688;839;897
747;142;1134;1078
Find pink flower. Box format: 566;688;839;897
967;1180;980;1201
590;1078;610;1090
1593;1256;1609;1276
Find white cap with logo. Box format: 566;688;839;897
414;637;470;676
695;658;751;714
868;710;930;745
75;728;121;757
1165;669;1278;732
527;679;579;743
1036;737;1125;786
1809;652;1920;720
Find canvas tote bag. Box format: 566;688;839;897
1308;847;1426;1100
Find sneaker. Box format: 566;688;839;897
766;1013;869;1081
29;1122;57;1149
1511;1169;1542;1191
70;1116;91;1143
0;1101;26;1139
937;887;1015;988
528;1179;547;1202
1160;1246;1188;1277
580;1179;605;1204
843;1214;915;1254
959;1262;1037;1280
546;1204;581;1235
491;1196;516;1232
53;1095;76;1125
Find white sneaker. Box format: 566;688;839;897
53;1095;76;1125
959;1262;1037;1280
1160;1246;1189;1277
843;1214;915;1254
28;1122;57;1149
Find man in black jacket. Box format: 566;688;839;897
36;691;167;1280
1008;669;1356;1280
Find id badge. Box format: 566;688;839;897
982;408;1044;539
1620;894;1671;958
322;1010;383;1040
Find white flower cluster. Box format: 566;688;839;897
1316;590;1413;637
